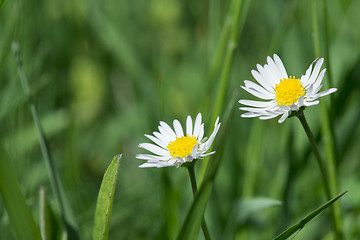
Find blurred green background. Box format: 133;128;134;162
1;0;360;239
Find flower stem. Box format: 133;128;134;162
297;112;332;199
187;165;211;240
297;112;344;239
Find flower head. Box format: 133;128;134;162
239;54;337;123
137;113;221;168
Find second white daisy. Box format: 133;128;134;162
239;54;337;123
137;113;221;168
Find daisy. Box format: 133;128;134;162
239;54;337;123
136;113;221;168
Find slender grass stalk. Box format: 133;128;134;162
177;92;237;240
12;42;79;239
296;112;331;199
296;111;343;238
311;1;343;238
210;0;243;126
187;164;211;240
200;0;244;182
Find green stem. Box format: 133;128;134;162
297;112;332;199
187;165;211;240
297;112;343;239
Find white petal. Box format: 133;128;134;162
203;118;221;151
273;54;288;79
239;99;277;108
257;64;277;87
251;70;274;92
244;80;274;97
259;114;279;120
304;100;320;106
191;144;199;157
264;64;281;87
298;96;304;106
158;126;172;143
159;121;176;140
198;123;204;142
279;105;291;111
153;131;169;146
139;143;169;156
278;112;289;123
300;63;314;87
136;154;170;161
173;119;184;138
176;157;185;164
310;88;337;99
312;68;327;91
144;134;167;149
239;107;273;114
267;56;283;83
241;112;261;118
241;86;274;100
200;151;216;157
290;104;299;111
186;115;193;136
193;113;202;138
307;58;324;86
139;161;176;168
186;155;194;162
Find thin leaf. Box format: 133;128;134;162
273;190;348;240
12;42;80;238
176;92;237;240
39;187;64;240
93;154;122;240
0;145;42;240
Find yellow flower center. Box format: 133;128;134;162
167;135;198;158
274;76;305;106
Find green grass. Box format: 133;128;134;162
1;0;360;239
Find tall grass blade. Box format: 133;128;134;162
12;41;79;239
273;190;348;240
40;187;64;240
200;0;247;181
177;92;237;240
312;1;343;238
0;145;42;240
93;154;121;240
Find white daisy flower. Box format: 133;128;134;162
136;113;221;168
239;54;337;123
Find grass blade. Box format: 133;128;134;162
273;190;348;240
176;92;237;240
40;187;64;240
93;154;122;240
0;145;42;240
12;41;80;239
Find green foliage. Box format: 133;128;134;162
0;0;360;239
273;190;348;240
93;155;121;240
0;146;42;240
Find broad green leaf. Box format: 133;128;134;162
93;154;121;240
273;190;348;240
39;187;64;240
0;145;42;240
